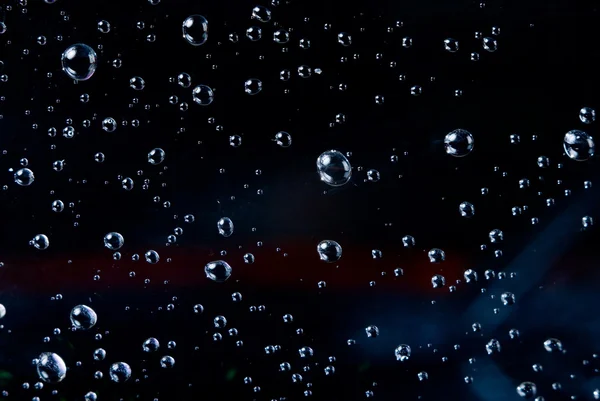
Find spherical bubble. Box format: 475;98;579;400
0;304;5;319
298;65;312;78
104;232;124;250
214;315;227;328
217;217;234;237
31;234;50;250
317;240;342;263
428;248;445;263
543;338;563;353
298;346;313;358
537;155;550;168
243;253;255;264
337;32;352;46
279;69;291;81
402;235;415;248
244;78;263;95
0;22;6;35
97;20;111;33
459;201;475;217
36;352;67;383
365;325;379;338
273;29;289;44
464;269;478;283
70;305;97;330
489;229;504;243
485;338;501;354
85;392;97;401
102;117;117;132
246;26;262;41
501;292;515;305
93;348;106;361
160;356;175;368
579;107;596;124
177;72;192;88
129;76;145;90
483;37;498;52
122;177;134;190
61;43;98;81
443;38;459;52
563;130;595;161
182;15;208;46
444;129;474;157
148;148;165;165
316;150;352;186
145;250;159;264
14;168;35;186
109;362;131;383
205;260;232;282
274;131;292;147
516;382;537;398
192;85;214;106
431;274;446;288
367;169;381;182
251;5;272;22
394;344;411;361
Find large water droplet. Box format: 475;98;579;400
104;232;124;250
444;129;474;157
192;85;214;106
36;352;67;383
109;362;132;383
563;130;595;161
70;305;97;330
182;15;208;46
14;168;35;186
217;217;234;237
317;240;342;262
205;260;232;282
316;150;352;186
61;43;98;81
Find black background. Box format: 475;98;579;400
1;0;600;400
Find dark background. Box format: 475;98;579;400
0;0;600;400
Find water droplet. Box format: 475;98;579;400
217;217;234;237
70;305;97;330
486;338;501;354
143;337;160;352
129;76;145;90
317;240;342;262
109;362;131;383
244;78;263;95
459;201;475;217
14;168;35;186
31;234;49;250
517;382;537;398
443;38;459;52
579;107;596;124
428;248;445;263
104;232;124;250
563;130;595;161
251;5;272;22
205;260;232;282
61;44;97;81
182;15;208;46
274;131;292;147
160;356;175;368
337;32;352;46
316;150;352;186
192;85;214;106
445;129;474;157
543;338;563;353
36;352;67;383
